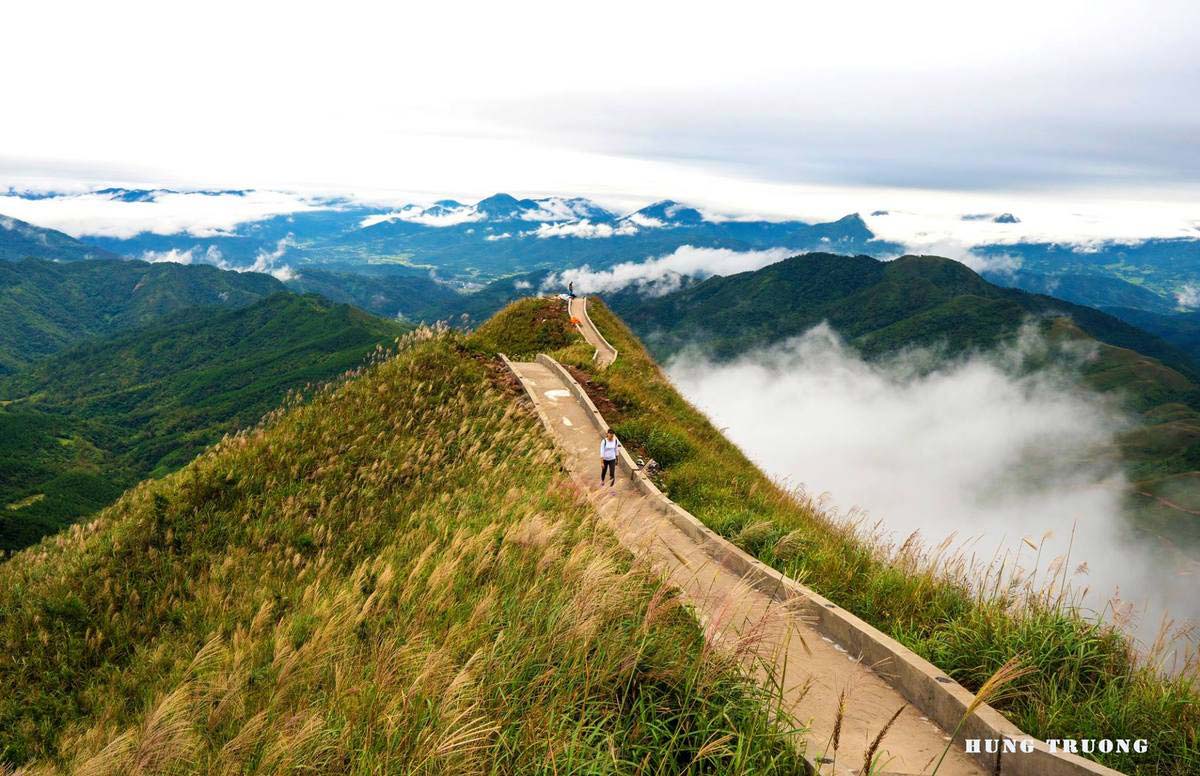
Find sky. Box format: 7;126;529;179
2;1;1198;245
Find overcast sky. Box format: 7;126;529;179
2;1;1198;238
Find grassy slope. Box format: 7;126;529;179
0;330;804;774
475;297;1199;774
0;294;409;554
0;258;284;375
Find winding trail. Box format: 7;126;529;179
505;297;1121;776
569;295;617;368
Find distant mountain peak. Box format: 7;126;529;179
631;200;705;225
474;193;533;219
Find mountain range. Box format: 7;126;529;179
2;189;899;282
0;258;283;375
0;227;1197;771
6;188;1199;327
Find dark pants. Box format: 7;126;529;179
601;458;617;483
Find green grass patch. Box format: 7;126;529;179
0;329;806;773
476;296;1200;774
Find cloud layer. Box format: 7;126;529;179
532;219;637;239
139;239;296;281
544;245;793;296
0;189;324;239
667;324;1198;652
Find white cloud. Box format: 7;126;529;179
544;245;793;296
531;219;638;239
0;189;327;239
888;235;1025;274
513;279;532;289
363;202;485;228
144;241;296;281
248;235;297;281
485;231;512;241
667;324;1197;648
140;247;195;264
623;212;667;228
518;197;605;222
861;202;1200;260
1176;283;1200;310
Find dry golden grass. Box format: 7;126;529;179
0;329;805;774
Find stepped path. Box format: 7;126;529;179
506;299;988;775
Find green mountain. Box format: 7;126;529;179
606;252;1200;527
0;258;284;375
1105;306;1200;363
610;253;1197;372
0;213;122;263
985;269;1179;314
285;267;462;322
0;293;407;553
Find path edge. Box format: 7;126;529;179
519;350;1124;776
575;296;618;367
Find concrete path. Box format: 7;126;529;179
569;296;617;368
507;355;985;775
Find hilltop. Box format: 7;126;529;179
608;252;1196;371
0;322;802;773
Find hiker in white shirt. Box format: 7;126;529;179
599;429;621;486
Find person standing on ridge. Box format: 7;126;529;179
568;281;575;299
600;428;620;486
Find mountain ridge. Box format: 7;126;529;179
0;292;407;553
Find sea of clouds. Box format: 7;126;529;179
667;324;1199;662
544;246;795;296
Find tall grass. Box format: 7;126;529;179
0;328;806;774
479;296;1200;774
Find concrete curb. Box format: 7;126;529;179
528;352;1124;776
576;296;618;367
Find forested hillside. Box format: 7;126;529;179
0;294;407;553
0;258;283;374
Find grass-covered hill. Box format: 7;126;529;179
0;258;284;375
0;213;122;263
0;327;803;774
609;253;1197;374
474;297;1200;774
0;293;408;555
605;253;1200;516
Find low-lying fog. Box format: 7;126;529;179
667;324;1199;667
